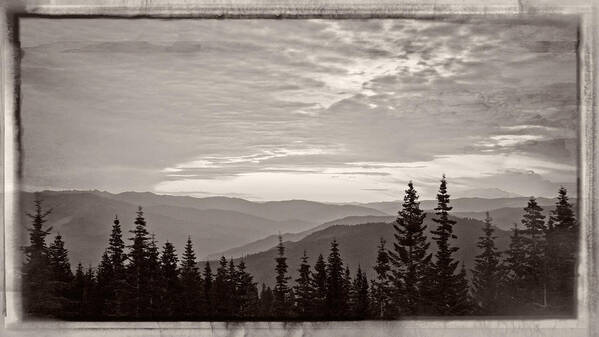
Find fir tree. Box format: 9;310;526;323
227;258;240;318
471;212;502;314
258;284;274;318
146;234;162;318
388;181;432;316
351;266;370;319
236;260;259;318
179;236;202;319
294;251;314;318
126;207;151;318
104;215;127;318
326;239;347;318
21;195;54;317
213;256;230;317
202;261;214;317
160;241;179;319
545;187;577;312
370;238;392;319
452;262;473;315
429;175;461;315
47;233;74;316
521;197;547;308
312;253;328;318
272;235;291;318
503;223;528;313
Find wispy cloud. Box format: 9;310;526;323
20;18;578;201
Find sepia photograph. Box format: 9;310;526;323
2;2;597;335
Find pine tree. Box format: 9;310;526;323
213;256;230;318
326;239;347;318
159;241;179;319
202;261;214;318
388;181;432;316
545;187;577;312
351;266;370;319
47;233;74;317
294;251;314;318
370;238;392;319
146;234;162;318
126;207;151;318
101;215;127;318
312;253;328;318
503;223;528;313
95;250;113;318
236;260;259;318
258;283;274;318
429;175;461;315
272;235;291;318
452;262;473;315
179;236;202;319
471;212;502;314
227;258;240;318
521;197;547;308
21;195;54;317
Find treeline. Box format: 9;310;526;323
21;176;578;320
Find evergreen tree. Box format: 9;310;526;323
236;260;259;318
452;262;473;315
95;250;113;318
227;258;240;318
388;181;432;316
272;235;291;318
126;207;151;318
429;175;461;315
72;263;97;319
471;212;502;313
179;236;202;319
105;215;127;318
159;241;179;319
351;266;370;319
370;238;392;319
294;251;314;318
213;256;230;318
202;261;214;317
47;233;74;317
503;223;528;313
21;195;54;317
545;187;577;312
146;234;162;318
312;253;328;318
258;283;274;318
326;239;347;318
521;197;547;308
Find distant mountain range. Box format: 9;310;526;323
16;190;567;273
225;215;511;287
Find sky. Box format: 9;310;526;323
19;18;578;202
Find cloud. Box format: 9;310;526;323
19;18;578;201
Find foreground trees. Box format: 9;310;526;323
21;179;578;320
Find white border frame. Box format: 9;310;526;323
1;1;597;336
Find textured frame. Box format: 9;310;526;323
1;0;597;336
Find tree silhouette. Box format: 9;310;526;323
312;253;328;318
159;241;179;318
126;207;151;318
545;187;577;312
272;235;291;318
179;236;202;319
22;195;54;317
471;212;503;313
388;181;431;316
326;239;347;318
521;197;547;308
371;238;392;319
429;175;462;315
294;251;314;318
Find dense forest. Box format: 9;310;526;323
20;176;578;320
